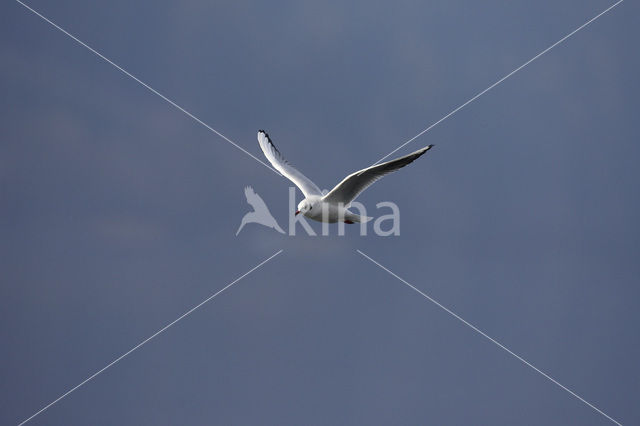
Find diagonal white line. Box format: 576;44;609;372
372;0;624;165
15;0;281;176
356;249;622;425
17;249;284;426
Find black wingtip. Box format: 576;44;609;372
416;144;434;156
258;129;272;142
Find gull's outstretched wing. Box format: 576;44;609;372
323;145;434;205
258;130;322;198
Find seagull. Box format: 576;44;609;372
236;186;285;235
257;130;434;223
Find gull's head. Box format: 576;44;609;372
296;199;313;216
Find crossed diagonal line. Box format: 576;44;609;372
15;0;625;425
357;250;622;425
17;250;283;426
372;0;624;166
14;0;281;177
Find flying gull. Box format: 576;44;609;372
258;130;434;223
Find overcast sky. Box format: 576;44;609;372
2;0;639;425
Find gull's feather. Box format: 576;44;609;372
257;130;321;198
323;145;434;205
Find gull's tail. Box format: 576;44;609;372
345;211;373;223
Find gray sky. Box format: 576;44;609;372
2;0;639;424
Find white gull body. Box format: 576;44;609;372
257;130;434;223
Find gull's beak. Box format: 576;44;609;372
295;210;300;216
